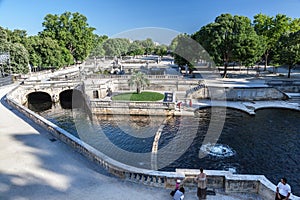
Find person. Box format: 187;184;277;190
170;179;181;197
275;177;291;200
175;179;181;190
195;168;207;200
173;187;185;200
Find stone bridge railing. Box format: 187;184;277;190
266;78;300;93
89;100;176;115
11;81;81;104
85;74;181;80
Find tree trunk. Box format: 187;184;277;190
223;62;228;78
288;65;292;78
264;52;269;71
137;87;141;94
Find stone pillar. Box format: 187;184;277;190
51;94;59;103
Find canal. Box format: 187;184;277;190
30;102;300;196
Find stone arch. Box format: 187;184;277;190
27;91;52;111
59;89;73;109
27;91;52;103
59;89;85;109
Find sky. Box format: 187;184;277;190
1;0;300;42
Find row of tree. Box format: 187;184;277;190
95;37;168;58
0;12;96;74
0;11;168;74
0;12;299;77
172;13;300;78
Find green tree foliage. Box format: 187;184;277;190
128;40;145;56
173;34;202;72
0;26;29;74
89;34;108;58
25;36;73;69
193;13;263;77
154;44;168;57
253;14;300;70
6;29;27;44
140;38;155;55
9;43;29;73
0;27;7;43
276;31;300;78
40;12;95;63
169;35;179;52
24;36;42;67
102;38;130;56
128;71;150;94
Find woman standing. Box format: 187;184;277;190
195;168;207;199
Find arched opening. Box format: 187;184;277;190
27;92;52;112
59;89;85;109
93;90;99;99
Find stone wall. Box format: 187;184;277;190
266;79;300;93
84;75;199;92
89;100;176;116
0;75;13;86
177;169;299;200
188;86;288;101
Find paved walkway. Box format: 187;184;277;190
0;84;259;200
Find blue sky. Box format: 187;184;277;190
1;0;300;38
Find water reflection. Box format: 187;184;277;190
36;105;300;196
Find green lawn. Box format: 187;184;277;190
112;91;164;101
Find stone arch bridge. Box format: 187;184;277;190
14;81;82;105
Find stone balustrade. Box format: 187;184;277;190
266;78;300;92
89;100;176;115
85;74;181;80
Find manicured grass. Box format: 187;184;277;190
112;91;164;101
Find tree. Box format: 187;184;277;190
193;13;263;77
9;43;29;74
102;38;130;57
0;27;7;43
40;12;95;63
253;14;300;70
6;29;27;44
89;34;108;58
25;35;73;69
154;44;168;57
128;40;144;56
24;36;42;68
128;71;150;94
231;16;265;68
173;34;201;72
0;26;29;74
169;35;180;52
276;31;300;78
140;38;155;55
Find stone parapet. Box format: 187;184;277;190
89;100;176;115
266;79;300;93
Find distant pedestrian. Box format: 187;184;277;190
195;168;207;199
175;179;181;190
170;179;181;197
275;177;291;200
173;187;185;200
